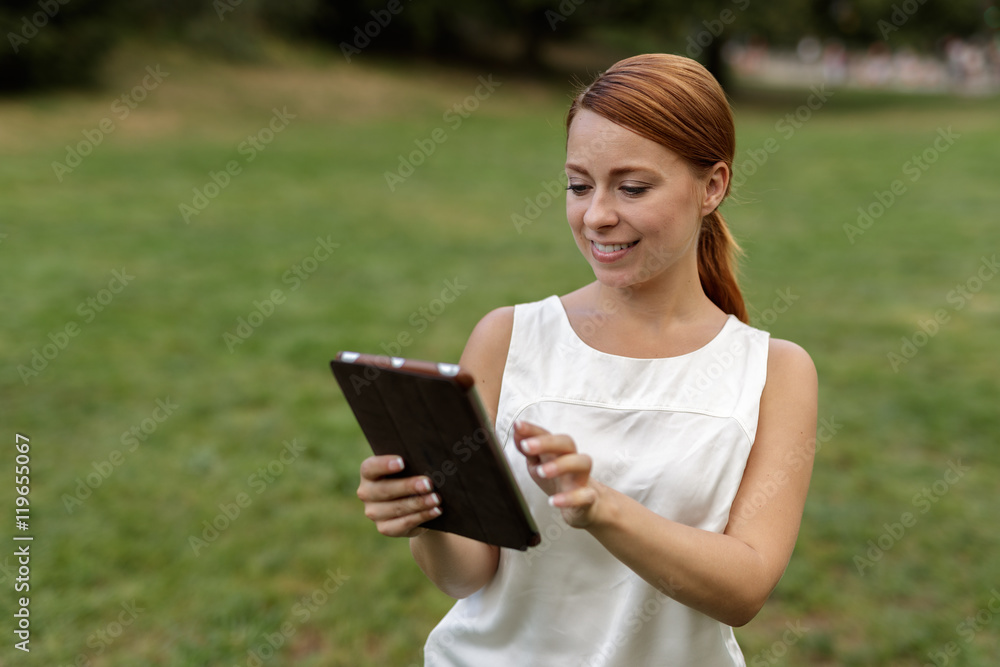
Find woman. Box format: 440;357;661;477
357;53;817;666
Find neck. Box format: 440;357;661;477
594;263;717;327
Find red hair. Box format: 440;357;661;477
566;54;748;323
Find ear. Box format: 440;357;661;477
701;161;730;217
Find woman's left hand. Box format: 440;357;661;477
513;420;604;528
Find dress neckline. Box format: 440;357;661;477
550;295;738;362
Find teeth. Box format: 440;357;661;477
594;241;637;253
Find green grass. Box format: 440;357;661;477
1;43;999;665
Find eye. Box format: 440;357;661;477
567;183;589;195
621;185;649;197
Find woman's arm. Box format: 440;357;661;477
516;338;818;626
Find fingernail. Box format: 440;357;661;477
547;495;560;507
417;478;432;493
536;464;548;479
428;493;441;506
389;456;404;472
429;507;442;517
521;438;536;454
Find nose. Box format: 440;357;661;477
582;188;618;230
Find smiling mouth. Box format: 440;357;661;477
592;240;639;253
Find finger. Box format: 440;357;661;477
514;420;550;437
535;453;592;481
359;454;405;481
376;505;444;538
513;421;550;454
357;473;434;503
519;433;578;458
550;485;598;509
364;492;442;523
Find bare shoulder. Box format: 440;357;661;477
459;307;515;424
765;338;817;392
759;337;818;440
462;306;515;372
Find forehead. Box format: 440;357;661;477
566;109;679;170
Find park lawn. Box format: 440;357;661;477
1;42;998;665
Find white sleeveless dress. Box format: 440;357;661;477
424;295;770;666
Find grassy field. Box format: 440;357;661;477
1;41;999;666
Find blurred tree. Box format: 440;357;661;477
0;0;314;93
1;0;125;92
309;0;990;86
812;0;986;49
298;0;601;66
0;0;990;93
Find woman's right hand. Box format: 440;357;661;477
357;455;442;538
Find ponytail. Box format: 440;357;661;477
697;210;748;323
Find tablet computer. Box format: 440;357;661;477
331;351;540;551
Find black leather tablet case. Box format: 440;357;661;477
331;352;540;550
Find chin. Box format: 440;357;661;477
591;268;646;292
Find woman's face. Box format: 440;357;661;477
565;109;727;292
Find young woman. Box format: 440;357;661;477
357;53;817;666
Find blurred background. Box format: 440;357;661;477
1;0;998;665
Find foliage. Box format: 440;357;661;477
0;0;124;92
1;0;993;93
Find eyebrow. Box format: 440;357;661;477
564;163;656;178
